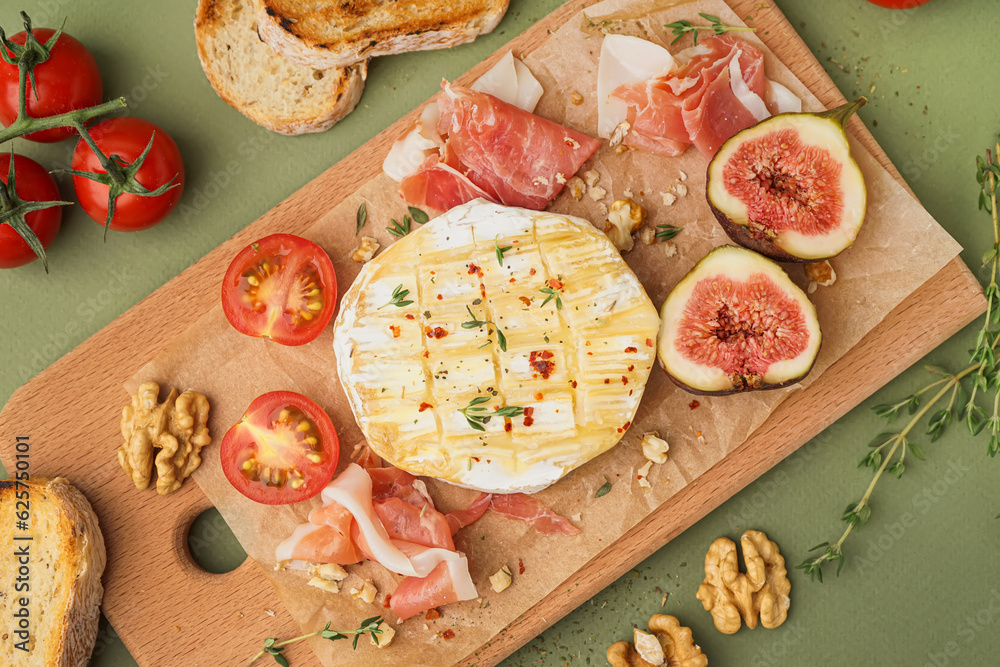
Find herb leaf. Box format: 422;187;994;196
387;216;411;237
459;397;523;431
495;236;513;267
356;202;367;234
378;284;413;310
655;224;683;241
408;206;429;224
594;476;611;498
249;616;385;665
664;14;755;46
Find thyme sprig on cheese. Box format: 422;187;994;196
459;396;525;432
378;284;413;309
462;306;508;351
495;235;512;267
539;277;565;310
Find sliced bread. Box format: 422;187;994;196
0;477;106;667
255;0;511;69
195;0;367;135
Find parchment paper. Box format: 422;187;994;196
130;0;963;664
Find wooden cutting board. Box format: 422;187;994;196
0;1;985;665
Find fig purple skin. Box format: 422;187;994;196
706;99;868;263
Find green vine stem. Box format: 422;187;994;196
0;10;179;260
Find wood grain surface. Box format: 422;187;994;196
0;1;985;666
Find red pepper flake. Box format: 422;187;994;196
585;340;591;347
604;378;610;384
534;392;544;401
426;326;448;339
389;324;401;338
529;350;555;379
425;608;442;620
422;350;430;358
518;559;525;575
622;376;628;385
617;421;632;433
518;296;531;307
468;263;483;277
547;278;563;290
382;594;392;609
522;407;535;427
436;294;443;300
689;400;700;410
509;277;516;283
625;346;637;353
419;402;433;412
628;389;633;396
529;268;536;276
504;422;512;432
442;629;455;641
571;381;578;388
628;365;634;372
645;338;654;347
404;314;415;320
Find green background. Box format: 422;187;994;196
2;0;999;665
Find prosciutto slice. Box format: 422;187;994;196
445;491;492;535
608;35;778;158
389;81;601;212
276;464;478;620
489;493;581;536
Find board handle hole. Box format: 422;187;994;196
186;507;247;574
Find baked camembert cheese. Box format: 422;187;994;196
333;201;660;493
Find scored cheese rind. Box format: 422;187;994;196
333;200;660;493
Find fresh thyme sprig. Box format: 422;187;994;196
655;224;683;241
385;207;428;237
539;278;565;310
459;396;524;432
798;138;1000;582
495;236;512;267
378;284;413;310
665;13;756;46
249;616;384;665
462;305;507;351
356;202;367;234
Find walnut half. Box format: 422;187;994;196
119;382;212;495
606;614;707;667
695;529;790;634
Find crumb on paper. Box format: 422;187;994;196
597;202;609;216
566;176;585;200
664;242;677;257
583;169;601;188
641;432;669;464
678;170;688;181
671;183;688;197
609;121;630;149
805;260;836;287
622;187;634;198
637;460;653;489
490;565;513;593
638;226;657;245
589;185;607;202
661;192;677;207
571;513;582;522
373;622;396;648
349;580;378;604
308;577;341;593
351;236;380;263
570;91;584;105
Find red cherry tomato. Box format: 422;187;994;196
0;28;102;143
865;0;933;7
222;234;338;346
0;154;62;269
71;116;184;231
221;391;340;505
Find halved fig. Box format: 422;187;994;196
657;246;821;395
707;99;868;262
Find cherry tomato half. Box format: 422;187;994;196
865;0;933;7
0;28;103;143
221;391;340;505
71;116;184;231
222;234;338;346
0;154;62;269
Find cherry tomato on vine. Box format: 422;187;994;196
220;391;340;505
221;234;338;346
71;116;184;231
0;28;102;143
0;154;62;269
864;0;933;7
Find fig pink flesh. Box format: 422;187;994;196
676;271;810;377
723;128;844;236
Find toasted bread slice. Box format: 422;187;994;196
196;0;367;135
255;0;511;69
0;477;106;667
